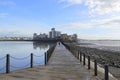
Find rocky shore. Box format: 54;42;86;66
78;46;120;68
77;44;120;80
64;42;120;80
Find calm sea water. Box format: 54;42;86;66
0;41;54;73
79;40;120;52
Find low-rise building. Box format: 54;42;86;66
61;34;68;40
33;33;48;40
39;33;48;38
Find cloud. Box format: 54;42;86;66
0;1;16;6
58;0;120;15
58;0;82;8
0;13;8;18
0;31;23;37
59;15;120;39
58;15;120;37
59;0;82;4
91;16;120;28
58;22;92;29
58;15;120;29
79;33;120;40
57;0;120;30
85;0;120;15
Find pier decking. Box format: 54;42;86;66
0;43;104;80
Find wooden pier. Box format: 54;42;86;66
0;43;117;80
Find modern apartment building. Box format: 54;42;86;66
49;28;61;38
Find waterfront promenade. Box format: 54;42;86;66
0;43;111;80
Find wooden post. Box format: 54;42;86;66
46;51;48;62
77;50;79;59
80;52;82;62
83;54;85;65
6;54;10;73
94;60;97;76
105;65;109;80
88;56;90;69
45;52;47;65
30;53;33;68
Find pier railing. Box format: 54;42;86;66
45;44;56;65
0;44;56;74
62;42;112;80
0;53;44;73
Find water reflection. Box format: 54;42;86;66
33;41;56;50
0;41;56;74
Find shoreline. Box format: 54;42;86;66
76;43;120;80
0;40;59;42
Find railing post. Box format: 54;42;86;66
45;52;47;65
83;54;85;65
80;52;82;62
77;50;79;59
46;51;48;62
94;60;97;76
30;53;33;68
6;54;10;73
88;56;91;69
105;65;109;80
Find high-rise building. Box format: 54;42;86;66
56;31;61;37
49;28;61;38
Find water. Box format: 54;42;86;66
0;41;54;73
79;40;120;52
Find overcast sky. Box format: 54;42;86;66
0;0;120;39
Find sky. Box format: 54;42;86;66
0;0;120;40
